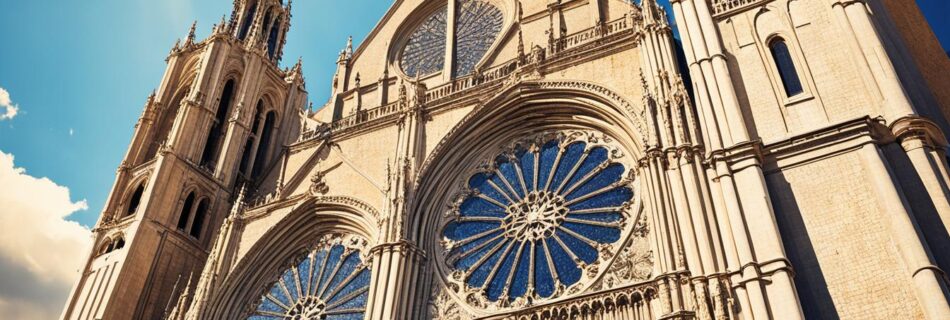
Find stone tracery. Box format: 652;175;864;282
248;234;371;320
399;0;503;78
439;130;641;310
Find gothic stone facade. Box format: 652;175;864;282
61;0;950;319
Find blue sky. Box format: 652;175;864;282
0;0;947;230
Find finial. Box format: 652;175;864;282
185;20;197;45
229;184;248;219
345;36;353;58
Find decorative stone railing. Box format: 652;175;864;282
424;57;521;103
297;14;638;145
298;100;405;142
481;280;660;320
552;16;631;54
712;0;766;17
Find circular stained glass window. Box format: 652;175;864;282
249;236;371;320
440;131;637;307
399;0;504;78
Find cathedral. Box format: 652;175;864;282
60;0;950;319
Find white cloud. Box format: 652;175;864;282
0;151;91;319
0;87;19;121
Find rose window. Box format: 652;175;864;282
249;241;371;320
399;0;503;78
441;132;636;306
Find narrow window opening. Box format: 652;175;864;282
177;192;196;231
190;200;209;239
200;80;236;168
769;39;804;97
125;184;146;218
239;103;264;176
251;111;277;178
114;237;125;250
267;17;282;59
260;10;273;43
238;2;258;41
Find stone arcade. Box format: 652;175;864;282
61;0;950;319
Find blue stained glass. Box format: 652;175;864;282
568;187;633;211
489;173;519;202
533;243;556;298
330;291;368;310
567;212;623;223
444;221;501;240
550;142;587;192
486;245;520;300
318;246;345;293
259;297;282;313
496;156;525;197
328;269;370;304
563;147;608;192
325;253;361;298
555;230;598;264
546;238;582;286
309;250;328;294
459;197;506;217
281;270;299;301
565;163;625;201
517;148;535;191
451;230;502;257
442;135;634;303
296;257;312;295
268;284;289;306
456;237;504;270
508;244;532;300
537;141;560;190
563;222;621;244
466;241;512;288
250;243;370;319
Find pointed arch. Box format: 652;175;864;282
124;183;146;218
201;196;380;319
200;79;237;169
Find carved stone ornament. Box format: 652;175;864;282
435;129;643;314
309;170;329;196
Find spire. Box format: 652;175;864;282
640;0;667;27
292;56;304;74
184;20;197;46
517;1;525;60
345;36;354;59
167;272;195;320
229;184;247;219
213;15;228;35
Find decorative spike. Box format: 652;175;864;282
185;20;197;45
229;184;248;219
345;36;353;58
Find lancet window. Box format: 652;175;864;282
200;80;237;169
769;38;804;97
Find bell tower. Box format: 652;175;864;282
60;1;307;319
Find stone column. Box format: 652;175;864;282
859;143;950;319
364;242;427;320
